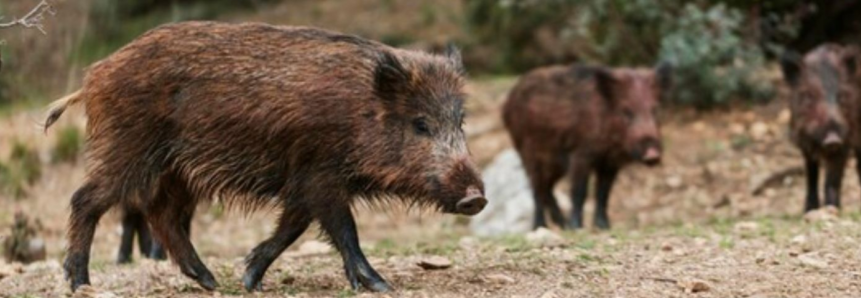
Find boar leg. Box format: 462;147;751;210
856;149;861;203
147;232;167;260
149;213;190;260
136;214;153;259
117;210;144;264
593;164;618;230
803;152;820;211
527;161;566;229
823;154;848;209
318;202;392;292
243;207;312;292
568;163;591;230
145;174;218;291
65;182;114;292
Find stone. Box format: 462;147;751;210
525;227;565;248
470;149;535;236
804;206;838;223
485;273;515;284
677;278;710;293
798;253;828;269
417;256;453;270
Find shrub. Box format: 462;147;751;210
658;3;774;107
464;0;780;108
0;141;42;199
52;125;83;164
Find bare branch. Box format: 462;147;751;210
0;0;56;35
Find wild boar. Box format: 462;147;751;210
45;21;485;293
503;63;670;230
781;44;861;212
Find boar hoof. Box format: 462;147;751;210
594;217;611;230
567;217;584;230
242;272;265;292
117;254;132;264
362;279;393;292
149;245;167;260
196;272;219;291
349;273;392;292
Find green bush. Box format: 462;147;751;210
464;0;781;108
658;3;774;107
52;126;83;164
0;141;42;199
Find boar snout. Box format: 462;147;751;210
822;131;844;151
635;138;662;166
642;146;662;166
455;186;487;215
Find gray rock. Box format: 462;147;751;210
470;149;534;236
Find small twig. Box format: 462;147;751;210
0;0;56;35
642;276;677;283
751;165;805;195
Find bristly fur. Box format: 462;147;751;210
54;21;483;292
780;43;861;212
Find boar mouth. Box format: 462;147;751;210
639;146;662;166
820;131;845;153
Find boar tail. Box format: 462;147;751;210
44;89;83;133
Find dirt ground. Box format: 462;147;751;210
2;78;861;297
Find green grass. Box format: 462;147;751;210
719;236;735;249
336;289;357;298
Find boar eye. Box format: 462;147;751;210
623;109;635;121
413;117;432;136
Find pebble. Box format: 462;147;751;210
798;253;828;269
677;278;711;293
804;206;838;223
525;227;565;248
417;256;453;270
72;286;118;298
485;273;515;284
734;221;759;234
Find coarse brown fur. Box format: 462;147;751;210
503;63;670;230
45;21;484;293
781;43;861;211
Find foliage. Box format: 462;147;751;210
658;3;774;107
74;0;276;65
0;141;42;199
464;0;784;107
52;125;83;164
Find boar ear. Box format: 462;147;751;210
573;66;615;102
780;51;802;87
655;61;673;90
375;51;410;100
842;46;859;76
444;43;465;74
592;67;616;103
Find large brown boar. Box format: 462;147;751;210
781;44;861;212
503;64;670;230
44;21;485;293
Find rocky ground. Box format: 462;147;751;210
2;78;861;297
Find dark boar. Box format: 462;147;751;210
44;21;485;293
503;64;670;230
781;44;861;212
